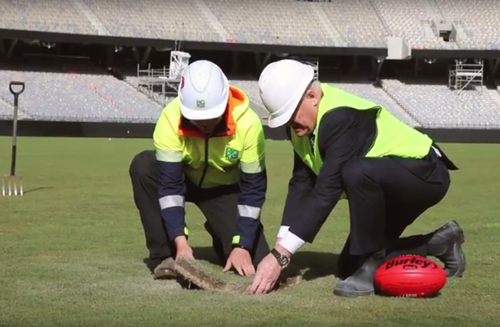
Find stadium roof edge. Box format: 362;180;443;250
411;49;500;58
0;28;381;56
0;29;498;58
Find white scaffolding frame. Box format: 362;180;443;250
448;59;483;94
135;44;191;105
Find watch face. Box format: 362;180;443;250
272;249;289;266
279;256;289;266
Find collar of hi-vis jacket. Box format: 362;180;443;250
177;85;247;138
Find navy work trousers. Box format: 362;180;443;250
128;150;270;272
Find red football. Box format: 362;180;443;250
374;255;447;298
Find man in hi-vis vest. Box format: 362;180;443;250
249;59;466;297
129;60;270;280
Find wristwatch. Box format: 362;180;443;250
271;248;290;267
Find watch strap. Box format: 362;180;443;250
271;248;289;267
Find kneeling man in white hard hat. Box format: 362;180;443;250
249;59;465;297
129;60;271;280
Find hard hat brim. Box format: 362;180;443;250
267;108;295;128
180;100;227;121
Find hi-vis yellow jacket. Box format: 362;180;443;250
153;86;267;249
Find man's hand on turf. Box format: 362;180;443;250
248;253;282;294
174;236;194;260
249;245;292;295
224;247;255;276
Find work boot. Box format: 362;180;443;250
426;220;466;277
333;250;386;298
153;257;178;280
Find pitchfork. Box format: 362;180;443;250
2;81;25;196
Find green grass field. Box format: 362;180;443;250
1;136;500;327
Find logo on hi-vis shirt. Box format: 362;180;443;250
224;147;240;162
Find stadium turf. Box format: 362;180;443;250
0;136;499;327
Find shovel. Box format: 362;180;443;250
2;81;25;197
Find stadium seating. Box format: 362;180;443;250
2;59;500;129
434;0;500;50
2;0;500;128
382;79;500;128
319;0;387;48
370;0;458;50
81;0;221;41
0;0;98;35
227;79;500;129
0;101;12;117
202;0;335;46
331;82;419;126
0;62;162;123
2;1;500;49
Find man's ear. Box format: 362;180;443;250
306;89;320;107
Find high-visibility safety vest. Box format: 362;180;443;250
290;83;433;176
153;85;266;188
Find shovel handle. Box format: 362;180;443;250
8;81;23;175
10;145;16;176
9;81;25;106
9;81;25;95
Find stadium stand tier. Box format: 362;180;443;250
0;0;99;35
434;0;500;50
0;59;162;123
1;58;500;129
1;0;500;131
1;0;500;49
81;0;221;41
382;79;500;129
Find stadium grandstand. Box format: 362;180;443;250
1;0;500;136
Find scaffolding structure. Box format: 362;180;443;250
136;50;191;105
448;59;483;94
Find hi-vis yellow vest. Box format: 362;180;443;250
290;83;433;176
153;86;265;188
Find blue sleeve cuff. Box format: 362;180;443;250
234;215;259;249
236;170;266;250
161;207;188;241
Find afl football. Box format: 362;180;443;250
374;255;447;298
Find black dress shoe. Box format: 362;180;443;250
426;220;466;277
333;250;386;298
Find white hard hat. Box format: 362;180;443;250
178;60;229;120
258;59;314;128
